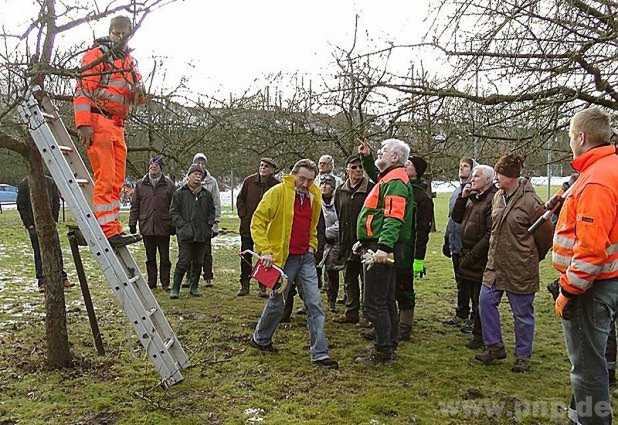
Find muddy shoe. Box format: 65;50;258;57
258;285;269;298
248;337;278;353
511;357;530;373
361;328;376;341
108;233;142;247
237;280;250;296
312;358;339;369
333;314;359;324
443;316;464;326
466;337;484;350
355;350;394;366
474;344;507;365
460;319;474;334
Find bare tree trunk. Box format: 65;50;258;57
27;141;71;368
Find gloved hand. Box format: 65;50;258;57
77;126;93;148
352;241;363;255
129;225;137;234
555;293;571;318
413;259;426;278
442;242;451;258
373;249;390;264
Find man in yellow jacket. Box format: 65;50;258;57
248;159;339;369
553;107;618;425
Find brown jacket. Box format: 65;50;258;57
129;174;175;236
483;178;551;293
237;173;279;236
452;185;497;282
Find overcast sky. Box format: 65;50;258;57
2;0;435;96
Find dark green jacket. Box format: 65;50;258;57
357;155;414;260
170;184;216;242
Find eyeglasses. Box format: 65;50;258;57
349;165;363;170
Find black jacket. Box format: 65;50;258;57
170;184;216;242
411;180;434;260
129;174;175;236
334;177;374;262
16;177;60;228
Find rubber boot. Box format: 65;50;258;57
170;272;182;299
237;279;250;296
399;309;413;341
189;272;201;297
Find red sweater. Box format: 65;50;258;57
289;193;312;255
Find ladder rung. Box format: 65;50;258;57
147;307;158;317
164;338;175;350
41;111;56;120
75;178;89;185
59;145;73;154
127;276;139;284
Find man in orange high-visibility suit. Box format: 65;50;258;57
74;15;146;247
552;107;618;425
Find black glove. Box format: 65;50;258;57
442;242;451;258
129;225;137;234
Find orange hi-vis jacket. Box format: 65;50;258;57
73;38;142;127
553;145;618;295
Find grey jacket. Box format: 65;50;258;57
202;169;221;223
322;197;339;242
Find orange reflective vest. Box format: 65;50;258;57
73;39;142;127
553;145;618;294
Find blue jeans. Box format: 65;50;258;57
479;284;535;358
253;253;330;361
563;278;618;425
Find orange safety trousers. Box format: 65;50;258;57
86;114;126;238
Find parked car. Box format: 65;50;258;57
0;184;18;203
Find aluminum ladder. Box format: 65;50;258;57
17;88;189;388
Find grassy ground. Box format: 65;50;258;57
0;191;599;424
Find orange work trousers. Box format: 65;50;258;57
86;114;126;238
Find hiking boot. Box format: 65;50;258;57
443;316;464;326
313;358;339;369
355;349;395;365
333;313;359;324
248;337;278;353
361;328;375;341
511;357;530;373
203;278;213;288
258;285;268;298
474;344;507;365
466;336;484;350
356;317;372;328
237;279;250;297
108;233;142;247
460;318;474;334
